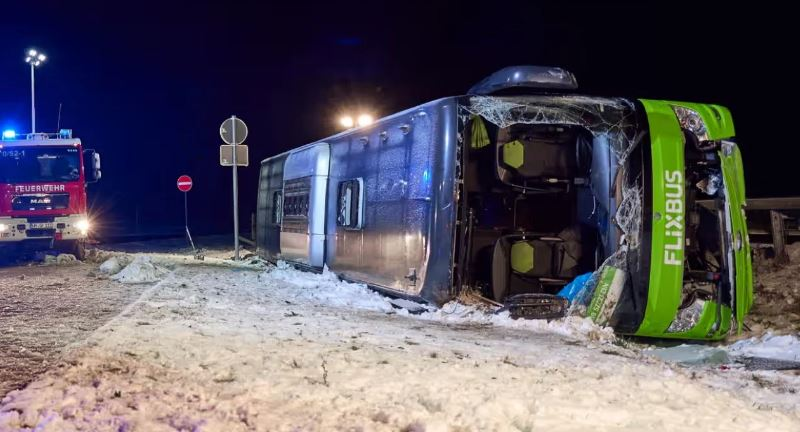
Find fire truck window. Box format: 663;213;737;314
0;147;80;183
337;179;363;229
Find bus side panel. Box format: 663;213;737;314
418;101;459;304
326;102;447;298
256;155;287;260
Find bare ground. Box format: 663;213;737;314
0;262;147;396
746;243;800;335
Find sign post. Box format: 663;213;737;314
219;116;248;260
176;175;195;252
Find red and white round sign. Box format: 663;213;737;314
177;175;193;192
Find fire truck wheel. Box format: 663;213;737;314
61;240;86;261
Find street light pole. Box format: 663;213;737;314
25;49;46;134
30;62;35;133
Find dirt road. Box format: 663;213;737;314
0;262;147;397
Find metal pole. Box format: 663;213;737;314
184;191;195;252
232;115;240;260
30;63;36;133
770;210;788;264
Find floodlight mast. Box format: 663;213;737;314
25;49;46;133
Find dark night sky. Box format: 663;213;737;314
1;1;796;237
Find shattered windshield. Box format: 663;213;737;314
0;146;81;183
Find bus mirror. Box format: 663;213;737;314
83;149;102;183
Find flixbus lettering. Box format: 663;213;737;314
664;169;684;266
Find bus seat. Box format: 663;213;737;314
496;125;590;190
501;139;576;181
510;239;554;277
491;229;584;301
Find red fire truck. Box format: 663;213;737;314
0;129;101;260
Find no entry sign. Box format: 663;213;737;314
177;175;193;192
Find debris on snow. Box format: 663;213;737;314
411;302;616;343
259;262;615;343
388;298;430;314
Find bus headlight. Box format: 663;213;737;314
671;105;709;141
0;223;7;232
75;219;90;234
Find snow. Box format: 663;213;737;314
727;332;800;362
640;334;800;415
259;262;396;313
110;255;168;284
41;254;78;266
412;302;616;342
2;254;800;430
261;262;615;343
104;252;266;284
98;256;123;275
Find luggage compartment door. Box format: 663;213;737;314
281;143;330;268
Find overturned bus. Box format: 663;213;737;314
256;66;752;340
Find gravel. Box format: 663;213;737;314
0;262;148;396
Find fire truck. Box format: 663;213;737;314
0;129;101;260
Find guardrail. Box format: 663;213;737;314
699;197;800;263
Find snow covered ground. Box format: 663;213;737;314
1;253;799;431
728;333;800;361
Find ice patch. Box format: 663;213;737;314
111;255;169;284
645;333;800;367
644;344;730;366
727;332;800;362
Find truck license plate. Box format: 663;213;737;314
29;222;53;229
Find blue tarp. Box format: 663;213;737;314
557;272;593;303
